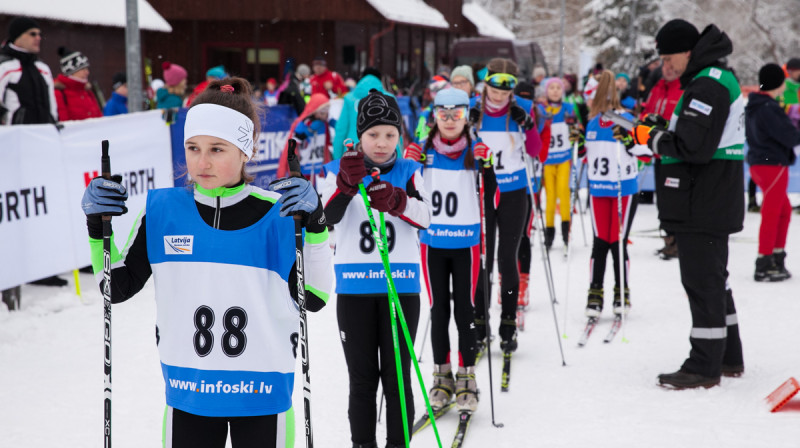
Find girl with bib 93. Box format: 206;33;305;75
81;78;333;448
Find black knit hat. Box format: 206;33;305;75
58;47;90;76
8;17;40;44
112;72;127;90
656;19;700;55
787;58;800;70
759;63;785;91
357;89;402;138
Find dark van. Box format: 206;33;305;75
450;38;548;81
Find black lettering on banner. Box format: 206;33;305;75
193;305;250;357
359;220;395;254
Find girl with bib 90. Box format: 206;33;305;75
81;78;333;448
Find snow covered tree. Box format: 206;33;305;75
581;0;663;75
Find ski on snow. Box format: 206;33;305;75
577;317;599;347
451;411;473;448
603;315;623;343
500;351;512;392
411;401;455;435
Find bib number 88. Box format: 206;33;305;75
194;306;248;358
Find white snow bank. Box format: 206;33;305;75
463;2;515;40
0;0;172;32
366;0;449;29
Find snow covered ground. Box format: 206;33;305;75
2;200;799;447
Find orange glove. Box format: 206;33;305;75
633;124;653;145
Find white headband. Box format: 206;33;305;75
184;103;255;158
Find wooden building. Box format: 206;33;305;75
144;0;484;89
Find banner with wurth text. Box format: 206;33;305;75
60;110;173;270
0;111;173;291
0;124;73;290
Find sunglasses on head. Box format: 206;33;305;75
434;106;467;122
485;73;518;90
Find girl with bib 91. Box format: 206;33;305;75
81;78;333;448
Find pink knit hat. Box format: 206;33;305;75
162;61;187;86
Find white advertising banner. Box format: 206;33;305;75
0;111;173;290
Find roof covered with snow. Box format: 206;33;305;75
366;0;449;29
462;2;515;40
0;0;172;33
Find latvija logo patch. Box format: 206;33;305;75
164;235;194;254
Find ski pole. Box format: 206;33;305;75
101;140;113;448
616;141;628;343
524;155;566;366
357;169;443;448
417;313;431;363
575;160;588;247
476;165;504;428
286;139;315;448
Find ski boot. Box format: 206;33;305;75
613;286;631;315
517;273;530;308
429;364;455;411
773;249;792;279
561;220;571;258
544;226;556;251
585;284;604;317
499;318;518;352
754;255;787;282
455;366;479;413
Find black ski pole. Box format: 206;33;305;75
477;165;503;429
101;140;113;448
286;139;315;447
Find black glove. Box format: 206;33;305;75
510;104;534;131
569;126;586;158
612;125;636;153
642;113;668;129
469;107;481;126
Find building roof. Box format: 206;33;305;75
462;2;514;40
366;0;449;29
1;0;172;32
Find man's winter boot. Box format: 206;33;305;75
428;364;455;411
754;255;786;282
585;284;604;317
499;318;518;352
518;273;530;307
561;220;571;246
657;235;678;260
657;368;720;389
544;227;556;250
773;249;791;279
352;441;378;448
613;286;631;315
455;366;479;413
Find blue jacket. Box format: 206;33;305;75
103;92;128;116
333;75;402;159
156;87;183;109
745;92;800;166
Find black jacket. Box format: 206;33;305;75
745;92;800;166
0;44;56;125
278;74;306;116
649;24;744;235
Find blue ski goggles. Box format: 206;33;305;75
484;73;518;91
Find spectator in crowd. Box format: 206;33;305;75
54;47;102;121
450;65;475;97
279;63;309;115
333;67;402;159
264;78;279;106
309;56;347;98
103;72;128;116
186;65;226;106
615;73;636;111
532;65;547;99
297;63;312;96
156;61;187;109
436;64;451;81
779;57;800;128
745;63;800;282
563;73;588;125
415;75;450;143
636;51;662;103
0;16;57;125
0;17;64;304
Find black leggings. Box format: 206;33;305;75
475;188;529;321
517;194;537;275
422;245;479;367
337;293;420;446
164;406;289;448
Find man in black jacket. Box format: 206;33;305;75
633;19;745;389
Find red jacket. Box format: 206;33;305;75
640;77;682;120
186;80;209;106
54;74;102;121
309;69;347;97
